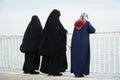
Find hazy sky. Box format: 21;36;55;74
0;0;120;35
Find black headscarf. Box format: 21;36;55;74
20;15;43;53
39;9;67;57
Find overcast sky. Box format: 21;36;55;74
0;0;120;35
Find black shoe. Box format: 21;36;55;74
23;71;29;74
30;71;39;74
48;73;53;76
75;74;84;77
54;73;63;76
48;73;63;76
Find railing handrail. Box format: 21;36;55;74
1;31;120;37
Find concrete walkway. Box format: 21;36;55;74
0;71;120;80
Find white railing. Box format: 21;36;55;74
0;36;23;70
90;32;120;74
0;32;120;74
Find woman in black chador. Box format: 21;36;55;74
20;15;43;74
39;9;68;76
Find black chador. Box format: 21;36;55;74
20;15;43;74
39;9;68;76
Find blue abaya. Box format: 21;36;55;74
71;21;95;75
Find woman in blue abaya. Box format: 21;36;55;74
71;13;96;77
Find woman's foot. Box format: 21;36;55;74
48;73;63;76
23;70;29;74
53;73;63;76
23;71;29;74
75;74;84;77
30;71;40;74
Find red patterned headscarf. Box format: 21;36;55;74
74;19;85;30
